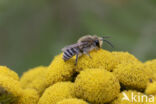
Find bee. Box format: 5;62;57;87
62;35;113;65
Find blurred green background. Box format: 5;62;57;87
0;0;156;75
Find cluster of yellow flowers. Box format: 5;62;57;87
0;49;156;104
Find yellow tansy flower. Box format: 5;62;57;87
38;54;76;94
145;81;156;95
14;88;39;104
144;59;156;81
47;53;75;82
145;59;156;73
38;82;75;104
113;63;150;91
0;66;19;81
74;69;120;104
20;66;48;95
21;53;76;96
76;49;117;72
112;51;141;66
0;75;22;104
153;73;156;81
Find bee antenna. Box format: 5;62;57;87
102;36;111;39
103;39;114;48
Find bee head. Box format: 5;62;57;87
98;36;114;48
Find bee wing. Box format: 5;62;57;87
61;43;82;51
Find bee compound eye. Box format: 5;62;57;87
95;40;98;43
95;40;100;47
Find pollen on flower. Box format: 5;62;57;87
112;52;141;68
44;53;76;88
0;75;22;104
145;81;156;95
14;88;39;104
153;73;156;81
145;59;156;72
0;66;19;81
38;82;75;104
57;98;88;104
144;59;156;80
20;66;48;95
74;69;120;104
113;63;150;91
76;49;117;72
20;53;76;96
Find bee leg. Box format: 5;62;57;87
87;53;92;59
84;52;92;59
95;47;100;50
75;54;79;66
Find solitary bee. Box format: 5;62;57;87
62;35;113;65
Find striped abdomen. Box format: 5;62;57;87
63;48;79;61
